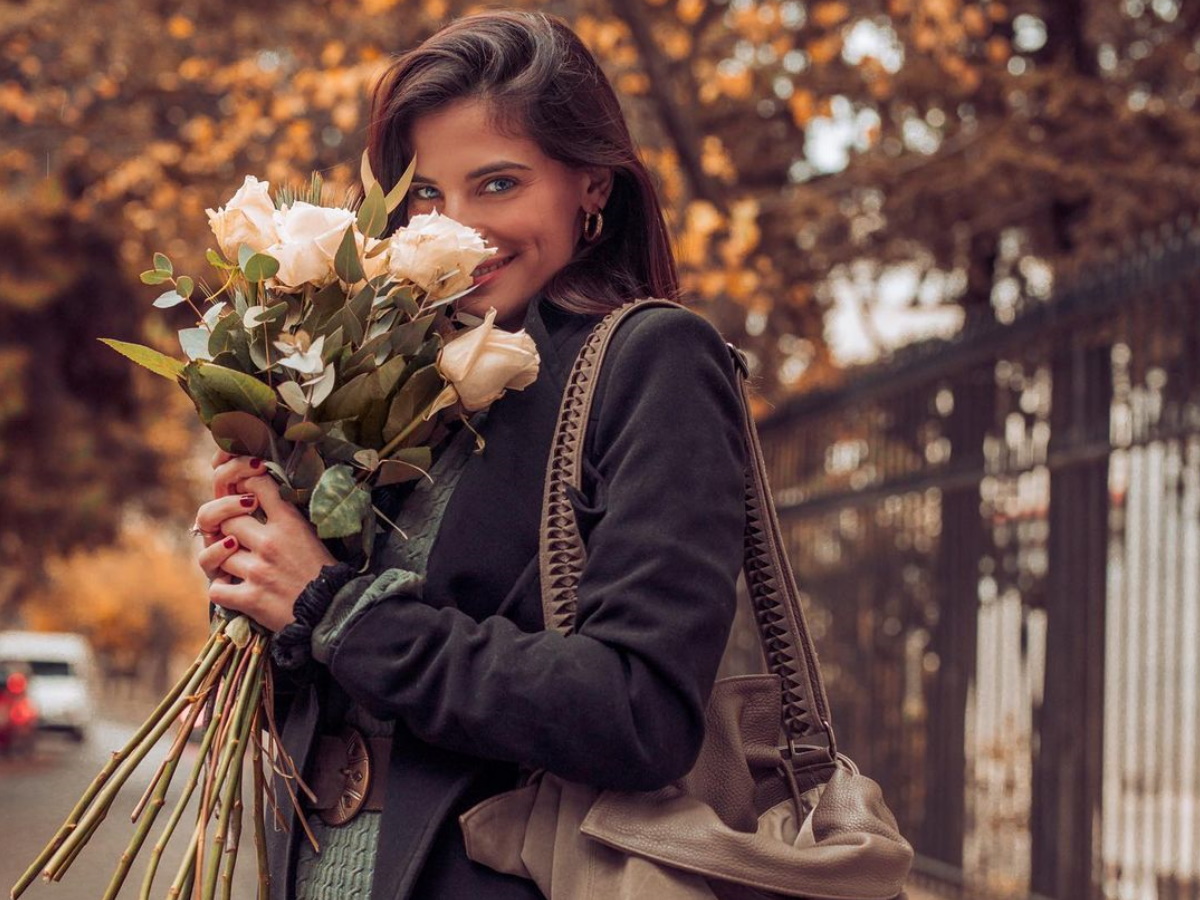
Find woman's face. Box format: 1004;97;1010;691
406;98;612;330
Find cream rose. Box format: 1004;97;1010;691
386;210;496;299
433;307;540;412
265;202;357;290
205;176;279;261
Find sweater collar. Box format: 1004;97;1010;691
520;293;602;390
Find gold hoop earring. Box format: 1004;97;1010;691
583;209;604;243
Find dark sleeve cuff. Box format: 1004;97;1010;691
270;562;359;671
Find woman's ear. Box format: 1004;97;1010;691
582;166;614;210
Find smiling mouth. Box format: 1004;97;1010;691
472;255;514;279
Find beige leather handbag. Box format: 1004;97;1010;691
459;299;913;900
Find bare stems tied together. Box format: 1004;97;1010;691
11;613;309;900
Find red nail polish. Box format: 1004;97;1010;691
223;536;236;549
240;495;255;508
250;457;262;469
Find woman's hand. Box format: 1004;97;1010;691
195;449;337;632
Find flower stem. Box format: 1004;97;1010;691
10;630;223;899
39;634;230;882
139;640;247;900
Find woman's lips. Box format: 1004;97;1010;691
472;255;514;284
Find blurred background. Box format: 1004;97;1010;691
2;0;1199;898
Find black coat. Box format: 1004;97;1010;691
268;295;747;899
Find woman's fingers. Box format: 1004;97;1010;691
194;494;264;543
239;473;291;518
197;533;241;581
211;454;267;498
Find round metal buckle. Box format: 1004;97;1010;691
318;726;372;827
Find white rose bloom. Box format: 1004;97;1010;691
205;176;279;261
386;210;496;299
434;307;540;412
266;203;357;290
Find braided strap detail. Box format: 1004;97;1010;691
537;298;835;757
539;299;679;633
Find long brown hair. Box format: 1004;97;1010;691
365;9;679;314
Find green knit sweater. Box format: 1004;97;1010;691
294;419;480;900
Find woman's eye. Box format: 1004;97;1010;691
412;185;439;201
484;177;516;194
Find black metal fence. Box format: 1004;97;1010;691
742;214;1200;899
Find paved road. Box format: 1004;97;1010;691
0;719;260;900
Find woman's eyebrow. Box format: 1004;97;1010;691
412;161;533;183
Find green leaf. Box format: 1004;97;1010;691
375;447;432;486
210;410;274;457
238;244;255;271
387;285;419;317
284;420;324;442
140;269;171;285
356;183;388;239
243;252;280;283
309;465;370;539
385;155;417;214
277;380;308;415
291;444;326;491
187;361;278;424
177;275;194;298
153;290;187;309
206;248;233;269
334;225;364;285
382;364;444;442
99;339;185;381
179;327;213;361
390;313;437;358
360;149;378;194
338;304;364;346
153;252;173;275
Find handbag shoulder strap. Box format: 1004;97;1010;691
538;298;837;758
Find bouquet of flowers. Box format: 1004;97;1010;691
12;157;539;900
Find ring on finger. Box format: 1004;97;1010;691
189;522;217;538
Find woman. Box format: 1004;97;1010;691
191;10;746;899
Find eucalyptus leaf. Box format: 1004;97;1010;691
309;465;370;539
356;183;388;239
386;284;419;317
367;307;400;344
179;327;214;361
385;155;417;214
202;301;228;327
307;365;337;407
284;420;324;442
189;361;278;422
210;410;274;457
334;225;364;285
353;448;380;470
243;252;280;283
338;305;364;346
206;248;233;269
247;339;269;372
99;339;185;381
291;444;326;491
153;252;173;274
277;380;308;415
375;447;432;486
238;244;255;271
382;364;444;442
360;149;378;194
390;313;437;358
153;290;187;309
309;280;346;324
140;270;171;285
176;275;195;298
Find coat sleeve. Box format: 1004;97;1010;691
319;308;747;791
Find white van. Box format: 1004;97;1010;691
0;632;96;742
